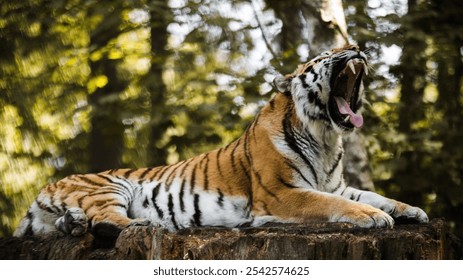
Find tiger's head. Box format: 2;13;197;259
274;45;368;133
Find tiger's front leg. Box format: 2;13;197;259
255;188;395;228
338;186;429;223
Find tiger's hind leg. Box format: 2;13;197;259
88;204;151;238
55;207;89;236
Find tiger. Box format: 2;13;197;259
14;45;428;238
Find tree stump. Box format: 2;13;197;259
0;219;460;260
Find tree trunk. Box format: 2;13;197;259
88;8;128;172
145;1;173;167
397;0;427;133
1;219;460;260
88;58;127;172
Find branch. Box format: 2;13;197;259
248;0;280;65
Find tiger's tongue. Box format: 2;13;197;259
334;96;363;128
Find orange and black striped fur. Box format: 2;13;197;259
14;45;428;237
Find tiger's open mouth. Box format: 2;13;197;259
328;57;368;130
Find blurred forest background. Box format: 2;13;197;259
1;0;462;240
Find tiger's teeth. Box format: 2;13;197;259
363;64;369;76
344;115;350;122
348;60;356;74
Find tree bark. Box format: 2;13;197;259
1;219;460;260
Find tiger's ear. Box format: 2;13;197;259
273;74;292;94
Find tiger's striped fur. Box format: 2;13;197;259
14;45;428;237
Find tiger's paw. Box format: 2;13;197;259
251;215;284;227
392;204;429;224
335;203;394;229
55;207;88;236
128;219;151;227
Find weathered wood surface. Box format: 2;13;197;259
0;219;460;260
